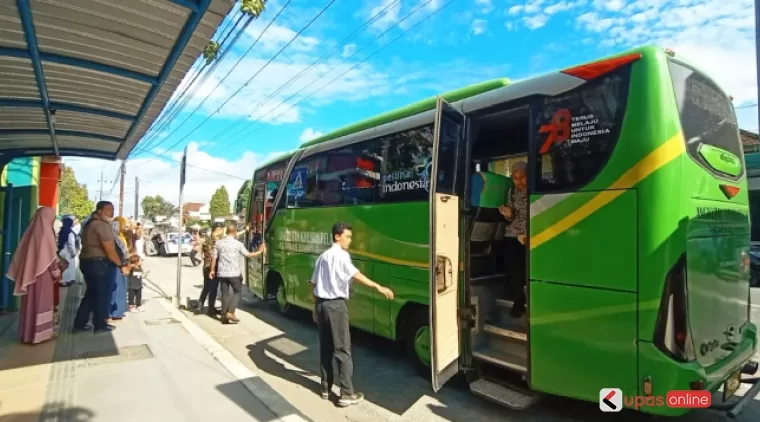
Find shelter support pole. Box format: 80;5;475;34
38;156;61;209
0;175;13;312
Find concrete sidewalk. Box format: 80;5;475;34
0;278;280;422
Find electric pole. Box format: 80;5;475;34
96;169;110;202
756;0;759;133
134;177;139;221
118;162;126;216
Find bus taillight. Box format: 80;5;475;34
561;53;642;81
653;255;696;362
719;184;740;199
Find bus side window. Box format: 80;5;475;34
378;125;434;203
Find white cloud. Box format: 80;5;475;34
475;0;493;14
578;0;755;128
369;0;402;31
65;143;287;217
177;47;394;125
509;0;756;130
524;14;548;29
472;19;488;35
299;127;324;143
243;20;320;54
341;43;356;58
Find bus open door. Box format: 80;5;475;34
429;97;467;391
248;182;267;298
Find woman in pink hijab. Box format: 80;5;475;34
7;206;67;344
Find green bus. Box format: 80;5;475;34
245;45;759;417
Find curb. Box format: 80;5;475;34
156;299;309;422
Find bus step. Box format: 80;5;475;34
473;346;527;373
471;274;507;283
485;323;527;342
469;378;541;410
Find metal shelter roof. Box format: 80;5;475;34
0;0;233;161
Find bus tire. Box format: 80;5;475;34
273;278;293;316
404;308;431;377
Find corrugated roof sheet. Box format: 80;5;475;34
0;0;233;161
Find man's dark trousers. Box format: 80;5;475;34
73;258;115;330
218;275;242;315
316;298;354;394
198;266;218;311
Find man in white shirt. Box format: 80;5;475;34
310;221;394;407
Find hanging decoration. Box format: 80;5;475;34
241;0;266;17
202;41;220;65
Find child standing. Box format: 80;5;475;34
127;255;144;312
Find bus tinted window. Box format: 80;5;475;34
533;68;630;192
378;125;434;203
288;125;435;208
668;61;743;177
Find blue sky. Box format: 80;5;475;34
69;0;758;213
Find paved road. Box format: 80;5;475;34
143;256;760;422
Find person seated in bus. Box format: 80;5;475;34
498;161;528;319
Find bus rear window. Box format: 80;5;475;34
533;67;631;192
668;60;743;179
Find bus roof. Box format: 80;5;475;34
254;78;510;171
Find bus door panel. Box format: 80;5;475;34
248;182;267;298
348;260;374;332
430;97;466;392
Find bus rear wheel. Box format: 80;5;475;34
274;279;293;316
405;309;431;376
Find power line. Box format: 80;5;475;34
132;0;305;164
132;9;256;156
195;0;405;153
138;150;250;183
215;0;452;151
129;0;450;189
737;103;758;109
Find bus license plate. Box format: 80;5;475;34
723;370;741;401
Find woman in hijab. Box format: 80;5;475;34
57;215;78;287
109;216;130;320
498;161;529;319
8;207;68;344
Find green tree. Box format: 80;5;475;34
59;166;94;219
234;180;251;215
141;195;177;220
209;186;231;220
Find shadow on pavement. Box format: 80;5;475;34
216;378;315;422
238;295;760;421
0;402;96;422
0;284;120;371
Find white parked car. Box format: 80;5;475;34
154;232;193;256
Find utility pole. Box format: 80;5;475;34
96;169;109;202
118;162;126;216
756;0;759;133
134;177;139;221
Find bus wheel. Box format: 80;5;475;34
274;280;292;316
405;309;431;376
